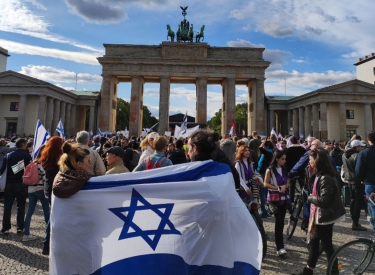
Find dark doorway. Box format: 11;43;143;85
7;122;17;137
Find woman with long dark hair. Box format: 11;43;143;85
263;150;291;257
39;136;64;255
294;149;345;275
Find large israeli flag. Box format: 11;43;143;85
180;111;188;135
50;161;262;275
32;120;50;159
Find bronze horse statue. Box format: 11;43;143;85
196;25;205;43
167;24;175;42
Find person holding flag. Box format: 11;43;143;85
0;138;32;235
50;130;263;274
229;123;236;137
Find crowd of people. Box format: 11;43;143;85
1;128;375;274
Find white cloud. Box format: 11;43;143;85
25;0;47;10
227;39;291;71
266;69;355;95
19;65;102;84
292;59;305;63
0;39;100;65
0;0;102;52
227;0;375;57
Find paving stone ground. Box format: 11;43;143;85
0;198;374;275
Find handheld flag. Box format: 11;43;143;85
50;161;262;275
32;120;50;159
89;130;93;136
278;133;283;139
229;123;236;136
180;111;188;135
270;127;277;137
98;128;103;137
56;119;65;139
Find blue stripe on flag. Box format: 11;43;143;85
83;161;231;190
91;254;260;275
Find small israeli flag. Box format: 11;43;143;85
56;118;65;139
180;112;187;135
98;128;103;137
32;120;50;159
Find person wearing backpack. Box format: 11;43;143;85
0;138;32;235
133;136;173;172
23;145;50;241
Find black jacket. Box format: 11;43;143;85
285;145;306;172
169;149;187;165
0;149;31;183
308;175;346;223
356;145;375;184
342;148;360;182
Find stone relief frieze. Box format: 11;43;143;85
162;44;206;59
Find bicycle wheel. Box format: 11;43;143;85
326;238;375;275
286;199;302;240
251;211;267;259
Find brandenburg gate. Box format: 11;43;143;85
97;42;270;137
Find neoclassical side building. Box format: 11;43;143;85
0;71;100;137
266;79;375;141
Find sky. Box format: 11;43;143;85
1;0;374;121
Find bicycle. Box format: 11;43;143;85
286;176;310;240
326;196;375;275
236;189;267;259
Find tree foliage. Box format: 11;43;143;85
207;103;248;135
116;98;158;130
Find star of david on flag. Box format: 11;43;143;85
56;118;65;139
109;188;181;250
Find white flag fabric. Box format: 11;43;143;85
175;125;199;138
270;127;277;137
50;160;262;275
32;120;50;159
56;118;65;139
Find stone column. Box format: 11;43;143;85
269;110;275;133
89;105;95;134
221;78;236;136
159;76;170;135
52;99;61;134
255;78;266;134
99;75;118;132
65;104;71;136
338;102;346;141
37;95;47;125
247;80;256;132
298;107;304;139
196;77;207;124
312;104;319;138
60;101;66;125
364;103;373;139
46;97;54;133
287;110;293;135
304;105;311;138
17;95;27;135
70;105;76;135
129;76;144;137
293;108;298;137
320;102;327;141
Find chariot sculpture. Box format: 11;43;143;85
166;6;205;43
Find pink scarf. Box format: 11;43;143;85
307;176;319;243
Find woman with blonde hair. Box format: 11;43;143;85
138;132;159;164
52;142;91;199
234;145;262;204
